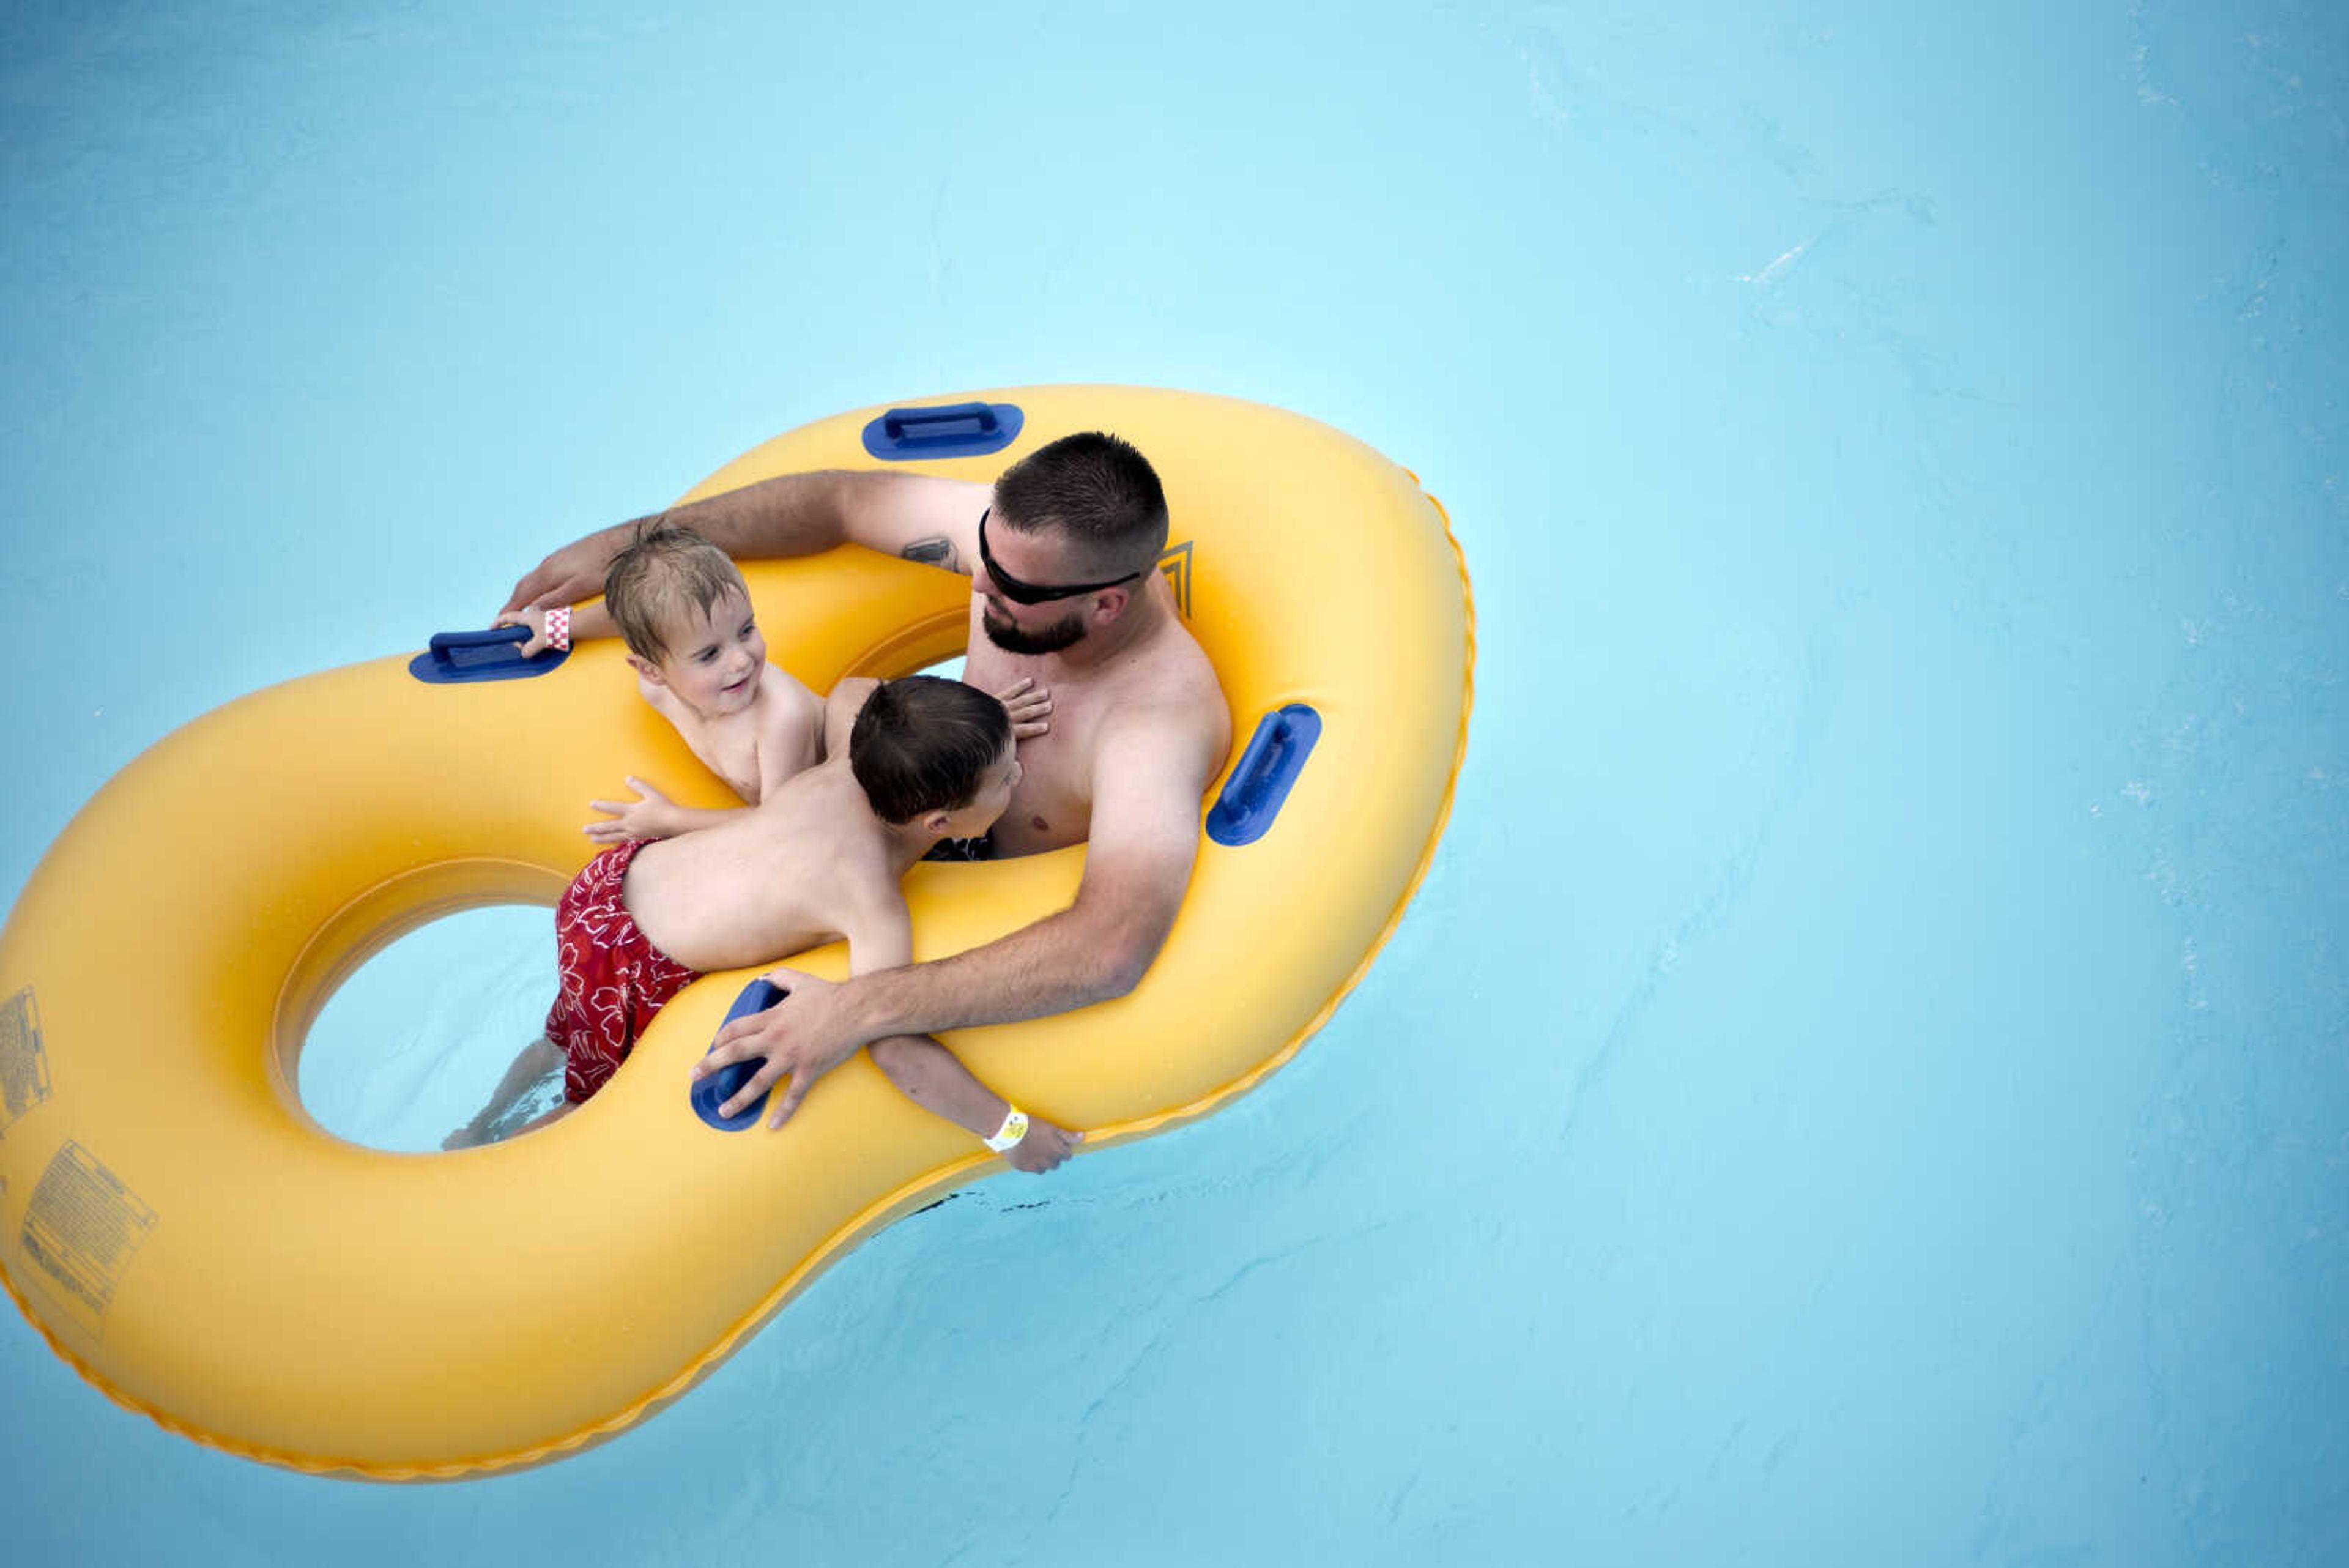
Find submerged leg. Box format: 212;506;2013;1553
442;1033;564;1150
510;1099;574;1138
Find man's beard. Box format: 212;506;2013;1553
982;605;1088;655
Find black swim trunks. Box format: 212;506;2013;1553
923;831;997;863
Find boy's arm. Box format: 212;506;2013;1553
836;901;1004;1140
492;600;617;657
746;671;830;801
579;683;759;840
584;777;751;844
818;678;880;765
838;901;1081;1172
502;472;989;615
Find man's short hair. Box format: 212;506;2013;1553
850;676;1012;824
603;521;750;663
991;431;1167;576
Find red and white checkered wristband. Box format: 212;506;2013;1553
545;605;572;652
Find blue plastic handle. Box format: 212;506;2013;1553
430;626;530;655
690;979;789;1131
861;400;1025;461
1206;705;1323;847
408;625;570;684
888;403;997;442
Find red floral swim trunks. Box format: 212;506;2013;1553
547;839;702;1105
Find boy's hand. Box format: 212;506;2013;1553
492;608;554;657
1009;1120;1085;1174
995;677;1053;741
587;777;682;842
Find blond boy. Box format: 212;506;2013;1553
494;522;1045;839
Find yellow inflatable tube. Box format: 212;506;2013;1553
0;385;1474;1479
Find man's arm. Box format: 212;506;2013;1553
702;701;1223;1127
500;472;989;615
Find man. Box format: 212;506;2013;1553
502;431;1231;1129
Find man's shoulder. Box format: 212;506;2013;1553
1097;606;1217;689
1096;638;1228;770
1130;620;1226;725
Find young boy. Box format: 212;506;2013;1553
450;674;1078;1169
493;521;1045;840
454;527;1073;1169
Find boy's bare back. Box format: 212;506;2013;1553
621;754;902;974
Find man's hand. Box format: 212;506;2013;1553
694;967;867;1128
587;777;685;842
502;522;632;617
994;677;1053;741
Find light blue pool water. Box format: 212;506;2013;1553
4;2;2343;1562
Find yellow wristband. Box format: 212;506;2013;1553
984;1107;1029;1153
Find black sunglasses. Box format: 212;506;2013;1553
977;508;1146;605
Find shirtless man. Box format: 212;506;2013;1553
503;431;1232;1128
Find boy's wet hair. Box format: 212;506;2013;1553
603;521;751;663
850;676;1013;825
990;431;1168;578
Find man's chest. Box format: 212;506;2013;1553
965;647;1101;853
995;731;1092;853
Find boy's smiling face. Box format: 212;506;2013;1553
642;587;766;717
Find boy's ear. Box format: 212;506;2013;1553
921;808;952;836
626;652;666;686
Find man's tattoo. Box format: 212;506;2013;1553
902;536;961;571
